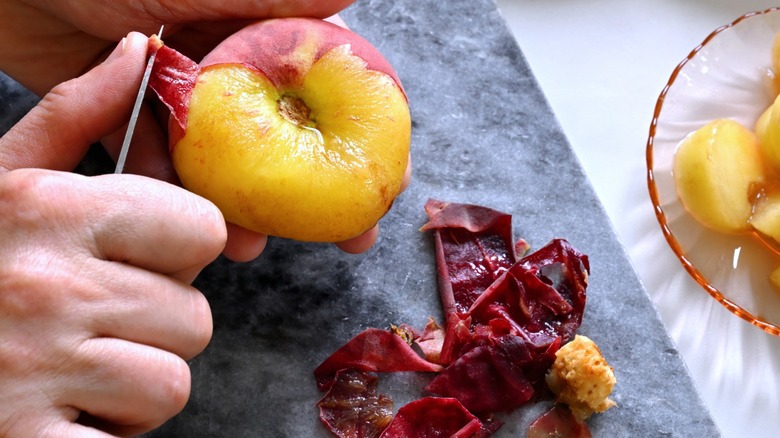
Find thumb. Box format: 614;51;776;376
0;32;149;173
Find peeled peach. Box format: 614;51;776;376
673;119;764;234
751;191;780;242
149;18;411;242
754;95;780;172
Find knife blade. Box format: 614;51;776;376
114;25;165;174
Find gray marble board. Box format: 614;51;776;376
0;0;720;436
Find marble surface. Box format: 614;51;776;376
0;0;719;436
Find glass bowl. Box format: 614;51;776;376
647;7;780;336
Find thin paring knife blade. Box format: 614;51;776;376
114;25;164;174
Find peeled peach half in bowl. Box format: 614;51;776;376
647;7;780;335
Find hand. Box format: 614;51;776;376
0;33;225;437
0;0;358;96
0;170;224;437
0;0;409;262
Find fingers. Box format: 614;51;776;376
82;173;227;281
223;222;268;262
64;338;192;435
79;260;212;360
336;225;380;254
0;32;149;173
401;151;413;192
1;168;226;282
0;169;218;358
0;167;219;436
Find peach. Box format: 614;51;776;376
673;119;764;234
751;190;780;242
754;95;780;172
149;18;411;242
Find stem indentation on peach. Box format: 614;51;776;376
278;94;315;128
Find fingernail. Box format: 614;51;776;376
104;37;127;64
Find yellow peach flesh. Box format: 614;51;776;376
752;191;780;241
673;119;764;234
172;45;411;242
755;95;780;173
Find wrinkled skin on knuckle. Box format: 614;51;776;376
0;170;90;415
0;170;89;319
2;197;59;322
0;169;85;236
0;262;66;322
0;169;50;224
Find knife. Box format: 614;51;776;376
114;25;165;174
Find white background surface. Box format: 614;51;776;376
496;1;780;437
